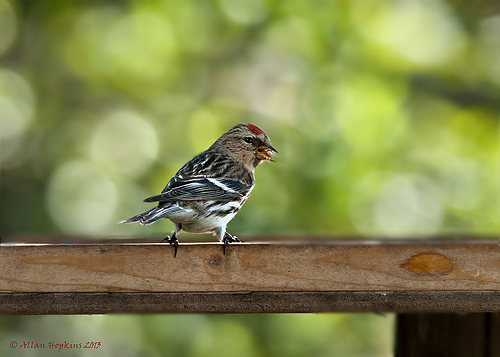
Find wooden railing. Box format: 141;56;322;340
1;237;499;356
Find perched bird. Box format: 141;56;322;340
119;123;277;257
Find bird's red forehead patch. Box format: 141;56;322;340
246;123;266;135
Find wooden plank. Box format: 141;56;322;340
1;240;499;293
396;313;500;357
1;291;500;315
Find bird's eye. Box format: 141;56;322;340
244;137;254;144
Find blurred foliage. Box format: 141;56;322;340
1;0;499;356
1;314;394;357
0;0;499;238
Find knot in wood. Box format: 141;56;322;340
205;254;229;277
401;253;453;274
208;255;223;267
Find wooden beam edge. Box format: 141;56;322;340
2;291;500;315
2;237;499;247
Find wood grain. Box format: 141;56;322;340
1;241;499;293
2;291;500;314
1;240;499;313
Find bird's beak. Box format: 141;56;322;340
256;144;278;162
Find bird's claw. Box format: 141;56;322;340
161;235;179;258
222;234;240;255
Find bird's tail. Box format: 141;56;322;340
118;208;155;225
118;206;179;225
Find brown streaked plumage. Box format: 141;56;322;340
119;123;277;257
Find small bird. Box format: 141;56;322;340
119;123;277;257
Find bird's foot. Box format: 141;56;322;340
161;235;179;258
222;233;240;255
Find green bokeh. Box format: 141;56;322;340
1;0;499;355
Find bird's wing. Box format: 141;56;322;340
143;177;252;202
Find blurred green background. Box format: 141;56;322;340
1;0;499;356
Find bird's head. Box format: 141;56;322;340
213;123;278;171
